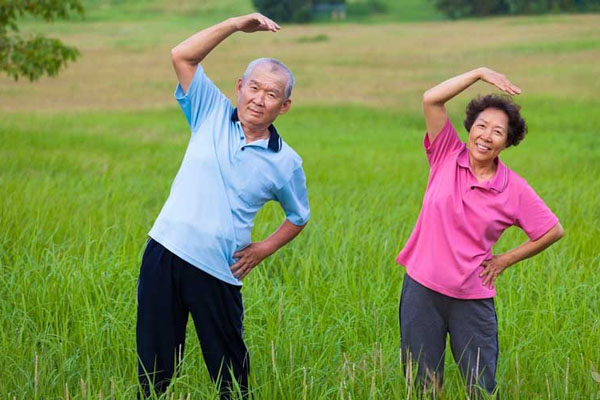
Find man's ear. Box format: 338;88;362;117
279;98;292;115
235;78;243;97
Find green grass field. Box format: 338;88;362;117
1;2;599;398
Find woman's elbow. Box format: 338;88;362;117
422;90;435;106
553;222;565;242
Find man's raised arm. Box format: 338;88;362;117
171;13;280;93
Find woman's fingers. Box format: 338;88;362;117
483;69;521;96
498;77;521;95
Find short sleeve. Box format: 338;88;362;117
274;167;310;226
514;182;559;241
174;65;228;133
424;119;464;169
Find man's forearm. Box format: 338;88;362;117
261;219;306;256
171;18;238;67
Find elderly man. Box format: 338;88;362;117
136;13;310;399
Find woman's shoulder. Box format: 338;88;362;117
503;165;535;197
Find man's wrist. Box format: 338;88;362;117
259;240;278;257
226;17;240;33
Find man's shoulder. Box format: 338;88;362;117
278;140;303;167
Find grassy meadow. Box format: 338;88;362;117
1;1;599;398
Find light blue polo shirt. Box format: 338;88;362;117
149;65;310;286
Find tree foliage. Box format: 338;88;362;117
432;0;600;18
0;0;84;81
251;0;314;23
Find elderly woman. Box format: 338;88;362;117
396;67;564;395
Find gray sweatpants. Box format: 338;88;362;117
399;274;498;396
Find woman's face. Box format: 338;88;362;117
467;107;509;165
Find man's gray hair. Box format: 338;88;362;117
242;58;295;100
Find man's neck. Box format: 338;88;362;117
241;123;270;143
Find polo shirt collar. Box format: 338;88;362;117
231;108;282;152
457;146;508;192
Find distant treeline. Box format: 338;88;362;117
251;0;384;22
432;0;600;18
252;0;599;22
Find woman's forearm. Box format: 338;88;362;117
503;223;564;267
480;223;564;288
423;68;483;106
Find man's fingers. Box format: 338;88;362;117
239;268;250;280
231;254;248;271
238;263;257;279
230;260;242;272
263;16;280;30
262;17;279;32
258;16;274;31
233;262;247;277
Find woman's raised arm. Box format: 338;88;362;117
423;67;521;143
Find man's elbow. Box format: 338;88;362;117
292;219;308;230
171;46;183;65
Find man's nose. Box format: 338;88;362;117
252;92;265;106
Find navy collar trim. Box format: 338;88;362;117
231;108;282;153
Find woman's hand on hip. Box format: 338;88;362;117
480;254;511;289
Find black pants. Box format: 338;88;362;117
399;274;498;396
136;239;249;399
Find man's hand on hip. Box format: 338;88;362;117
231;242;273;280
230;220;306;280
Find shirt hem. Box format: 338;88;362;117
396;257;495;300
149;233;242;287
528;218;560;241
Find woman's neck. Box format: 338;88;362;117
469;153;497;183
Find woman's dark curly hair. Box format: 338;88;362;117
463;94;528;147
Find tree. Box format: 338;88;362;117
432;0;599;18
0;0;84;81
252;0;313;23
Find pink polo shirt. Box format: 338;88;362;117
396;119;559;299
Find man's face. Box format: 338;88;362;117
235;64;291;129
